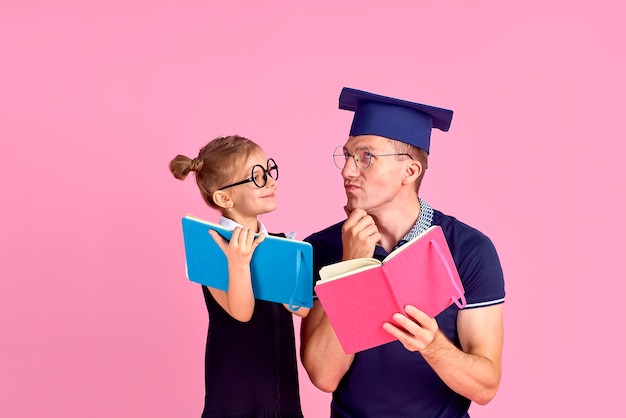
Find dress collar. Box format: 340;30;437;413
218;216;269;235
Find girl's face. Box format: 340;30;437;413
227;150;278;223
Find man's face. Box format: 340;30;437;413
341;135;407;215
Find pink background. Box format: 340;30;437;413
2;1;625;417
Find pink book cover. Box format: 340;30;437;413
315;226;466;354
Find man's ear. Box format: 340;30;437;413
212;190;233;210
402;160;424;185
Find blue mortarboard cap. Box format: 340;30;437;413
339;87;453;154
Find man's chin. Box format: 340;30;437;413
345;200;365;213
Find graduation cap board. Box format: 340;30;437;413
338;87;454;154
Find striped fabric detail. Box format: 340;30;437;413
464;298;506;309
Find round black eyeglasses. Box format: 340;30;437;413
333;145;413;170
217;158;279;190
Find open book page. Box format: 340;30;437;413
313;224;465;353
318;225;439;283
318;258;381;283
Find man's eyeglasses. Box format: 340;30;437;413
333;145;413;170
218;158;279;190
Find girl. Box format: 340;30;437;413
170;135;307;418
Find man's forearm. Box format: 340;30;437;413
420;330;502;404
301;311;354;392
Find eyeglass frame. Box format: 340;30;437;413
333;145;413;170
217;158;279;190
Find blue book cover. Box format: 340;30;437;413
181;214;313;309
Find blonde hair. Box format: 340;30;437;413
169;135;263;209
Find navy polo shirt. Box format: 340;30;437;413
305;208;505;418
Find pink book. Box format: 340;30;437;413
315;225;466;354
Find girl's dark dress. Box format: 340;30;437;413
201;284;304;418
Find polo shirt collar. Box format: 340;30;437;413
401;197;434;242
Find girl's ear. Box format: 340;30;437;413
402;160;424;185
212;190;234;210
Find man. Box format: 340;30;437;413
301;87;505;417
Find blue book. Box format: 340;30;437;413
181;214;313;309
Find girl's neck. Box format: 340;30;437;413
225;214;260;233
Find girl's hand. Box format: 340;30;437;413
207;227;265;322
209;227;266;266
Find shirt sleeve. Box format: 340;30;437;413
453;229;505;309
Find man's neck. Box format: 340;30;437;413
370;196;421;253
